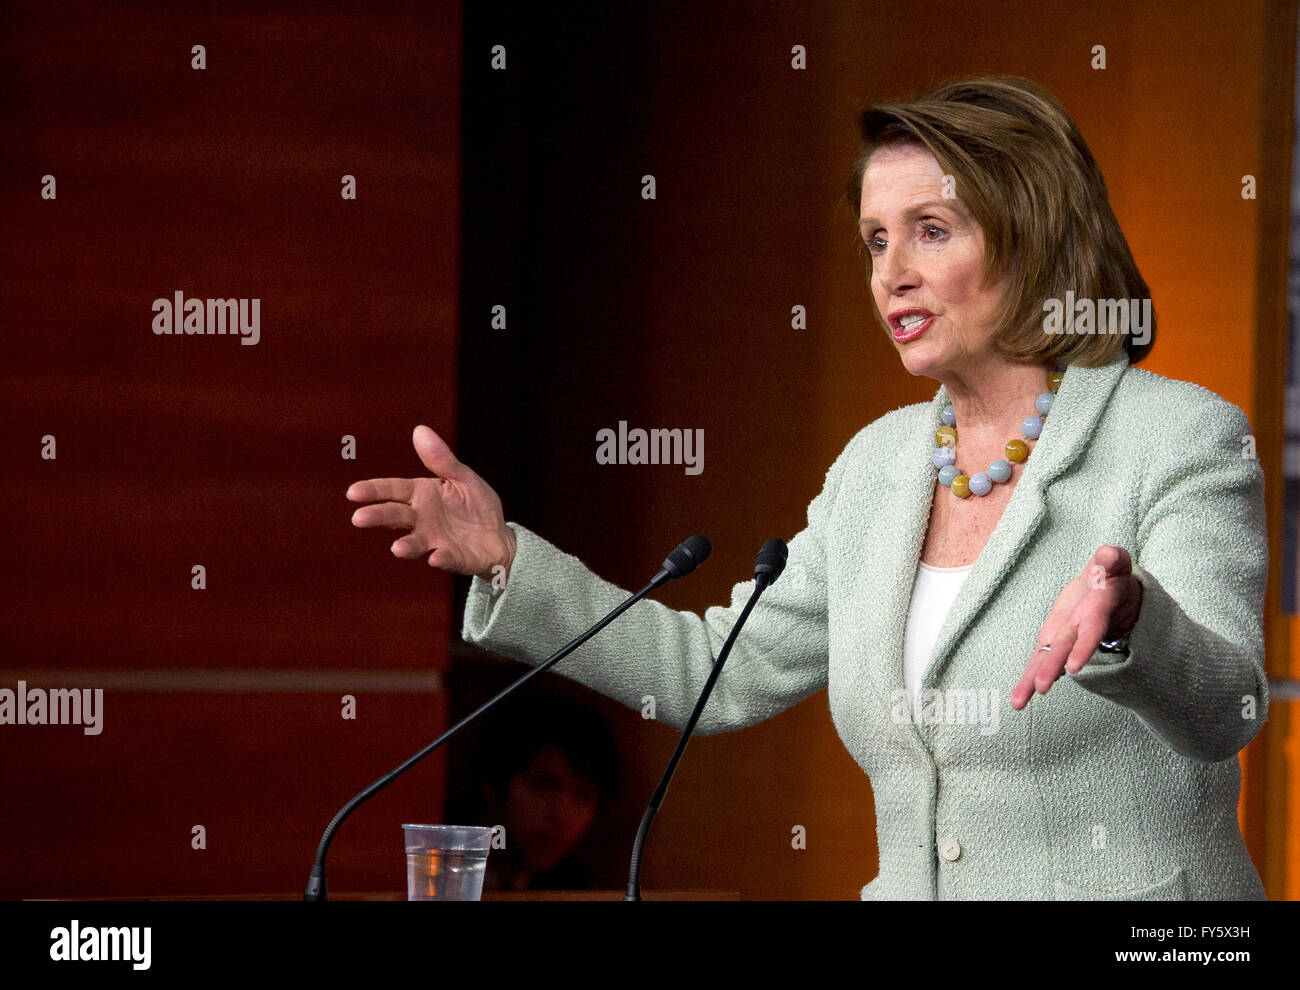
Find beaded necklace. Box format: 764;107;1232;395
932;369;1063;499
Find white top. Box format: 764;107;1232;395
902;559;974;900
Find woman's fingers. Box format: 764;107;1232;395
1011;654;1046;709
1027;592;1117;697
391;533;429;559
1039;575;1083;637
412;425;467;481
344;426;511;578
346;477;415;504
1085;544;1131;591
428;546;459;570
1013;550;1132;709
1102;544;1131;577
350;501;417;531
1011;576;1079;706
1032;626;1076;694
1066;608;1109;674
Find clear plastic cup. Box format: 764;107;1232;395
403;824;493;901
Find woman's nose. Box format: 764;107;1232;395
874;246;920;296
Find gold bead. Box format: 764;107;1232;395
1048;371;1063;394
950;475;971;498
935;426;957;448
1005;438;1028;462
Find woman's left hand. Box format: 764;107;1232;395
1010;545;1144;710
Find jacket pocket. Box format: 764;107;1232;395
1053;867;1187;901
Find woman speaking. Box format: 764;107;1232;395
346;76;1269;900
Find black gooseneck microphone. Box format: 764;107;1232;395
304;534;711;901
623;538;788;901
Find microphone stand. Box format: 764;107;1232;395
624;540;784;901
304;540;707;902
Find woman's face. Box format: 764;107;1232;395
859;142;1010;380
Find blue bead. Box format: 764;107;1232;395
988;459;1011;482
933;446;956;468
940;404;956;426
969;472;992;496
938;464;960;487
1022;415;1043;439
1036;391;1054;416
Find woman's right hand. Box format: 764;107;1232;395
346;425;517;583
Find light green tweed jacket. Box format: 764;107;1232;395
462;352;1269;900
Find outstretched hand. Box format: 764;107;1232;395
1010;545;1143;710
346;425;516;583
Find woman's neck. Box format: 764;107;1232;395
940;359;1055;448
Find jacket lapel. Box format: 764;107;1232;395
923;353;1131;688
852;354;1131;734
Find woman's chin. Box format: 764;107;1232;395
894;344;943;378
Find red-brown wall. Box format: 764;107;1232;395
0;1;461;897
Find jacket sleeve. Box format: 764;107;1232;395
1070;399;1270;762
460;443;854;735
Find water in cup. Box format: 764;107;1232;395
403;824;493;901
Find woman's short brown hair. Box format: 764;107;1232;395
846;75;1155;366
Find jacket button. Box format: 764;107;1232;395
938;838;961;862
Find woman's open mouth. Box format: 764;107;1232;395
890;309;935;342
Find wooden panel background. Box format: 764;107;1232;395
0;1;461;897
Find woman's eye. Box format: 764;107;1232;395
864;225;944;255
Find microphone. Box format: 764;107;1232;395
650;534;711;588
623;538;788;901
751;538;788;591
304;534;711;901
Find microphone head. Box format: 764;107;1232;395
753;538;788;587
661;535;712;580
